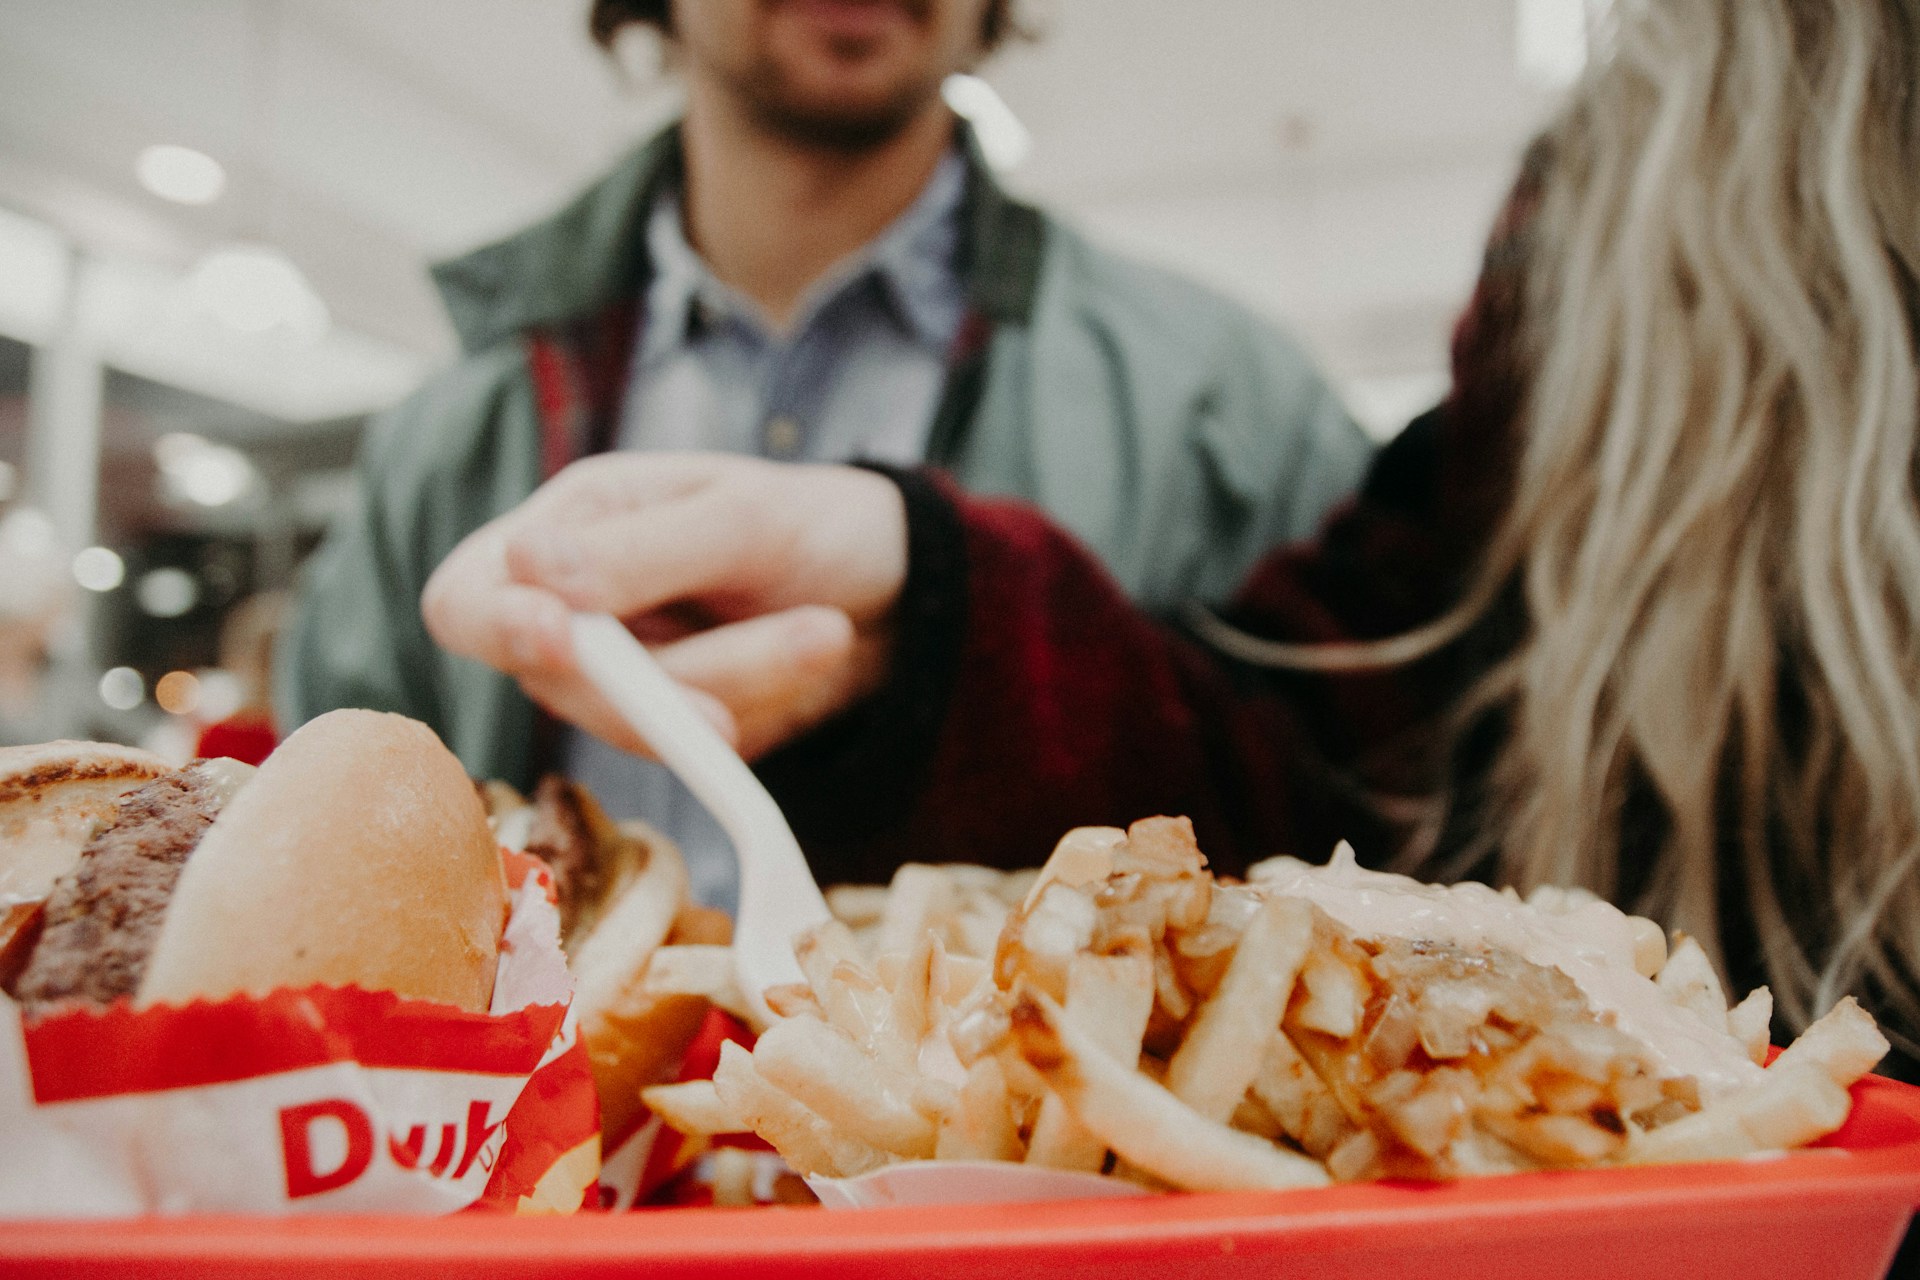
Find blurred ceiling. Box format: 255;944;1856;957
0;0;1566;431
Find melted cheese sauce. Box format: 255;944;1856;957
1250;845;1764;1099
188;757;257;806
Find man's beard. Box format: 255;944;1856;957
729;0;945;153
731;53;945;152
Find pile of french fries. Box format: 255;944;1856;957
642;817;1889;1193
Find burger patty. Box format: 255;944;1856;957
524;776;603;940
7;768;225;1011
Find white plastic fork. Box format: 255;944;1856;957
568;612;830;1026
569;613;1134;1208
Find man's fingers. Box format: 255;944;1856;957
502;492;769;618
423;560;574;676
651;606;864;760
512;452;728;526
678;683;744;748
422;456;908;764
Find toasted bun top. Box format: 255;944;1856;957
138;709;506;1012
0;741;172;903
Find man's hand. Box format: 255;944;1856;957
422;453;910;761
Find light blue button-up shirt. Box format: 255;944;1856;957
560;151;970;909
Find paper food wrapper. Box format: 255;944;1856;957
0;850;600;1218
595;1008;761;1210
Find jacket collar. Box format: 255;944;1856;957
431;119;1045;354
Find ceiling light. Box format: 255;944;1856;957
1516;0;1590;89
71;546;126;593
185;243;330;343
99;667;145;711
0;507;59;561
153;432;259;508
135;567;200;619
943;74;1032;172
136;144;228;206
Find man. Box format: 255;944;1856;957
279;0;1372;904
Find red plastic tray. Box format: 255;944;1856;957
6;1073;1919;1280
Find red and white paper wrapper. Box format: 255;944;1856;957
594;1008;756;1209
0;850;600;1218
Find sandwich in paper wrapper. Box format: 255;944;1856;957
0;713;602;1218
478;776;766;1210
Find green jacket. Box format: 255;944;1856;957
278;125;1373;789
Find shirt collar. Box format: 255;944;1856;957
637;147;968;365
638;190;724;365
859;148;968;346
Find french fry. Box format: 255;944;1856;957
795;921;890;1045
931;950;991;1008
711;1040;890;1178
949;901;1008;961
941;863;1019;894
873;931;941;1076
750;1016;941;1158
1169;883;1266;999
878;864;956;957
1769;996;1888;1087
996;880;1099;1002
1625;916;1668;978
1626;1063;1850;1164
1250;1032;1349;1156
763;982;824;1019
1293;947;1365;1039
825;884;891;929
1115;816;1209;882
1025;942;1156;1170
707;1148;760;1207
1165;895;1314;1122
641;1079;747;1138
935;1057;1025;1161
643;945;751;1023
1325;1129;1382;1182
1024;826;1126;911
1657;935;1730;1032
1727;987;1774;1066
1008;985;1329;1192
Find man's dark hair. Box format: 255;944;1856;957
589;0;1023;54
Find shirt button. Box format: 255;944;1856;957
764;415;803;459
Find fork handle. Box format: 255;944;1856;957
568;614;829;1011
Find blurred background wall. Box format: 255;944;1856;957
0;0;1581;752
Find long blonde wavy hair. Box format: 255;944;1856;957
1210;0;1920;1045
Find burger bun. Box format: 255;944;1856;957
0;741;172;904
137;709;508;1013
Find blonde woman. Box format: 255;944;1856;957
424;0;1920;1081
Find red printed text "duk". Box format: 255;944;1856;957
278;1097;503;1199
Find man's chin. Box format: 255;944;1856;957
743;84;940;152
